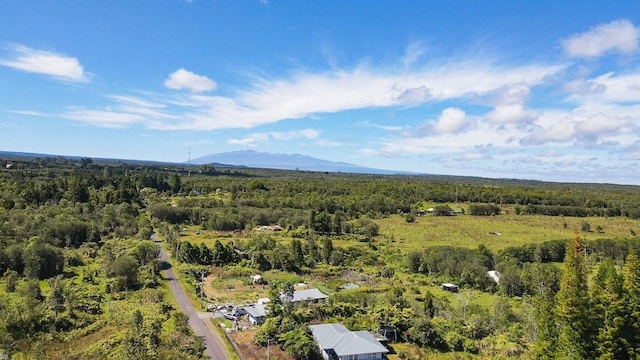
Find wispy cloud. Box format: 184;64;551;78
59;107;145;128
358;121;404;131
228;133;269;146
6;110;49;117
13;54;565;132
402;41;427;67
562;19;640;58
270;129;319;140
228;129;320;146
0;44;89;82
164;68;217;92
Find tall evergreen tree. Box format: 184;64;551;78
623;251;640;357
555;237;592;359
592;260;629;359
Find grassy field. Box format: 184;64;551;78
176;211;640;255
376;211;640;252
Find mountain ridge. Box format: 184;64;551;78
191;150;409;175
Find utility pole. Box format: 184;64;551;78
175;235;180;263
200;270;205;309
455;183;458;203
267;338;271;360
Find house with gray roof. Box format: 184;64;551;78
244;304;267;325
281;288;328;304
310;323;388;360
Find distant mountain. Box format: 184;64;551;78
191;150;407;174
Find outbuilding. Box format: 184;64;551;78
441;283;459;293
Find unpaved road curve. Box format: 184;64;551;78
152;233;230;360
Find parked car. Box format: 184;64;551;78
206;304;217;312
234;307;247;315
224;313;238;321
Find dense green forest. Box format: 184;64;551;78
2;155;640;359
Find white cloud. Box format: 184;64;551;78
270;129;320;140
382;120;525;156
227;129;319;146
359;121;404;131
575;113;631;137
170;61;562;131
567;71;640;103
228;133;269;146
485;84;540;124
434;107;466;133
7;110;48;117
562;19;640;58
164;68;217;92
0;44;89;82
37;57;564;132
60;108;145;128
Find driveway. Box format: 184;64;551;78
152;233;230;360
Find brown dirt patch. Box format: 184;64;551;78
229;329;294;360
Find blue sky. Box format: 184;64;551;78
1;1;640;184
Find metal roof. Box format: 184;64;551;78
244;304;267;318
310;323;388;356
281;288;328;302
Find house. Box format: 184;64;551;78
441;283;459;293
281;288;328;304
310;323;388;360
244;304;267;325
250;274;264;284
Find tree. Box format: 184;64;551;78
322;237;333;264
433;204;453;216
124;310;148;359
168;173;181;194
134;241;160;267
554;237;593;359
408;251;421;273
109;255;139;290
623;251;640;356
591;260;629;359
279;326;321;360
47;277;66;319
4;269;19;292
23;240;65;279
212;240;231;266
409;318;447;350
291;239;304;268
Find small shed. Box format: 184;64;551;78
251;274;264;284
441;283;459;293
